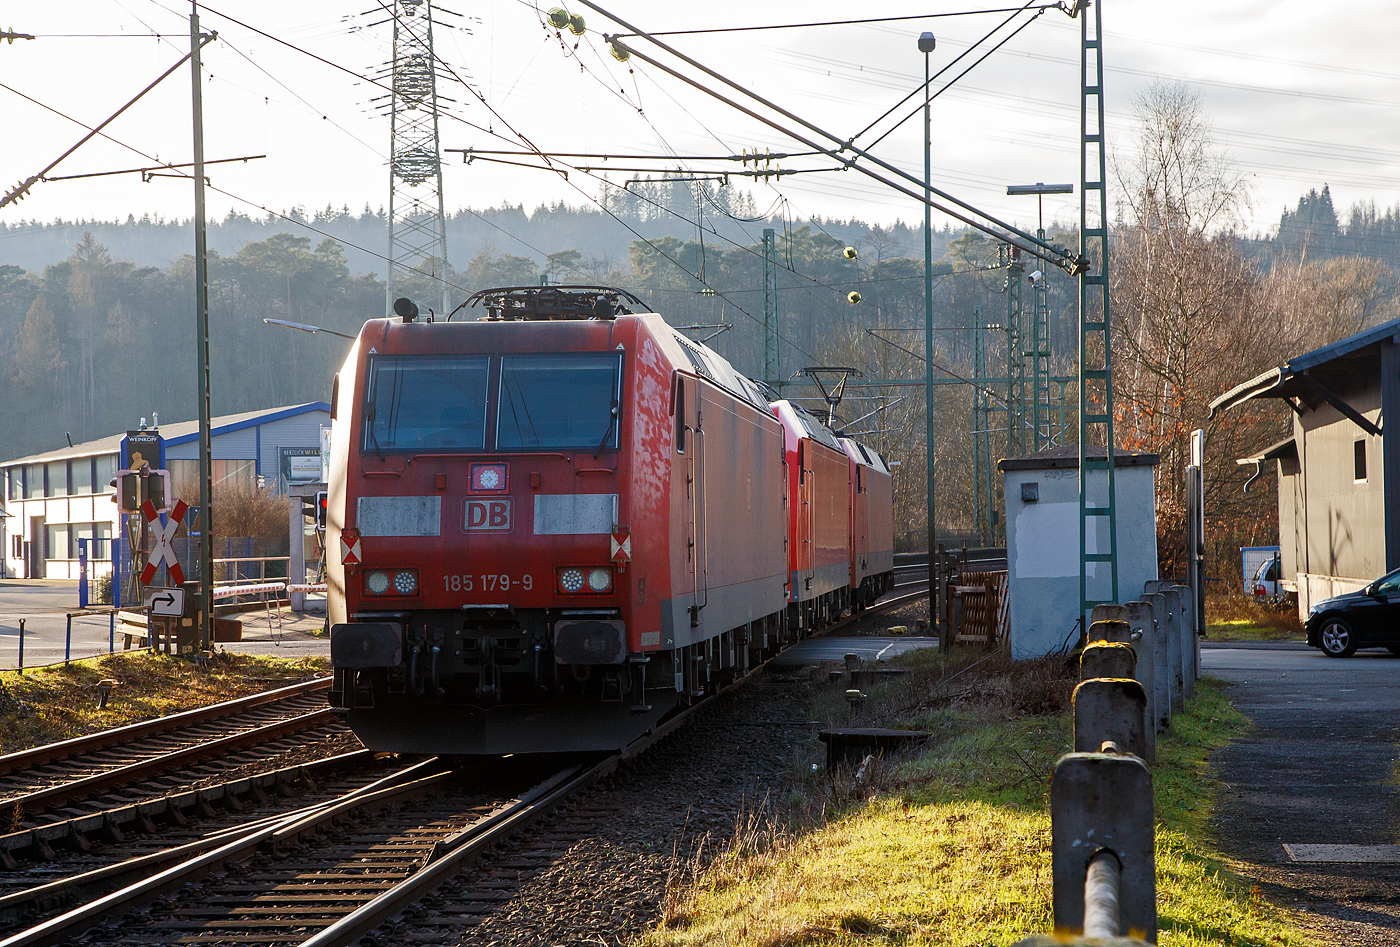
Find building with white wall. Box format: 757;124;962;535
999;446;1161;659
1;403;329;580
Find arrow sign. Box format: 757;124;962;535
141;499;187;586
144;586;186;618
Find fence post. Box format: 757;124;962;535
1124;600;1157;759
109;611;115;654
17;618;25;673
1143;592;1172;731
1168;583;1197;696
1050;751;1156;941
65;614;72;664
1072;678;1148;759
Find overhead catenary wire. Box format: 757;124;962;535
578;0;1084;275
606;4;1063;38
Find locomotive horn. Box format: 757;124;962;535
393;297;419;323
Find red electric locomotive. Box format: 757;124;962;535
841;437;895;610
771;400;853;632
325;287;795;755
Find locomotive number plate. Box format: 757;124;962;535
443;574;534;592
464;497;512;531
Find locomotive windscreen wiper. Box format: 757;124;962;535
593;396;619;459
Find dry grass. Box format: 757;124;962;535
1205;591;1303;641
0;651;328;754
644;647;1317;947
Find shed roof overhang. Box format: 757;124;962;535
1208;320;1397;437
1236;436;1298;466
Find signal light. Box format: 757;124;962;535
315;491;328;531
120;473;140;513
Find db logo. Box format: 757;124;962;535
464;498;512;531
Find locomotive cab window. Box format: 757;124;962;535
362;355;490;453
497;353;622;450
675;377;686;453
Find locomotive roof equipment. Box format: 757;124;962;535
464;285;644;322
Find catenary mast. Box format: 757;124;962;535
385;0;450;317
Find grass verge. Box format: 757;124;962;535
645;649;1315;947
0;651;329;754
1206;592;1303;641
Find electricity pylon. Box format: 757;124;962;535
385;0;450;317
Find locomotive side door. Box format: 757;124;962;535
693;380;709;623
798;441;814;598
678;375;704;628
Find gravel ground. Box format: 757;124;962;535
441;600;931;947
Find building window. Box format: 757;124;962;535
71;457;93;495
45;524;70;560
1354;439;1368;482
24;464;43;499
45;460;68;497
41;522;112;560
71;522;112;560
4;468;17;502
96;454;117;494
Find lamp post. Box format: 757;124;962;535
918;30;939;646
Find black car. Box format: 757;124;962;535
1306;568;1400;657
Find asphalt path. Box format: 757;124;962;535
1202;641;1400;944
0;579;329;668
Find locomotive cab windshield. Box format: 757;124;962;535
361;351;621;453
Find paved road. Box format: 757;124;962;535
1202;641;1400;944
0;579;329;668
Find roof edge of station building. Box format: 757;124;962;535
997;444;1161;472
1;402;331;467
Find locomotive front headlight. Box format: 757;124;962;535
393;569;419;594
586;567;612;592
558;567;585;593
365;571;391;595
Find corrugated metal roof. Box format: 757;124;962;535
1289;314;1400;373
1;403;329;467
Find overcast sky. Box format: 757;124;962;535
2;0;1397;254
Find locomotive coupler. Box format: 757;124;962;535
477;635;502;704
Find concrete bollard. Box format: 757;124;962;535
1087;619;1133;645
1072;678;1148;760
1050;751;1157;942
1149;588;1185;713
1167;584;1198;693
1145;582;1194;702
844;652;860;674
1080;642;1136;681
1142;592;1172;731
1123;601;1158;759
1089;604;1129;629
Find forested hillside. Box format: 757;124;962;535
4;127;1400;575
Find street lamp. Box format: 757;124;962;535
918;30;939;647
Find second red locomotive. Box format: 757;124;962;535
326;287;894;755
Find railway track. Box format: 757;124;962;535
0;584;933;947
0;679;339;826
